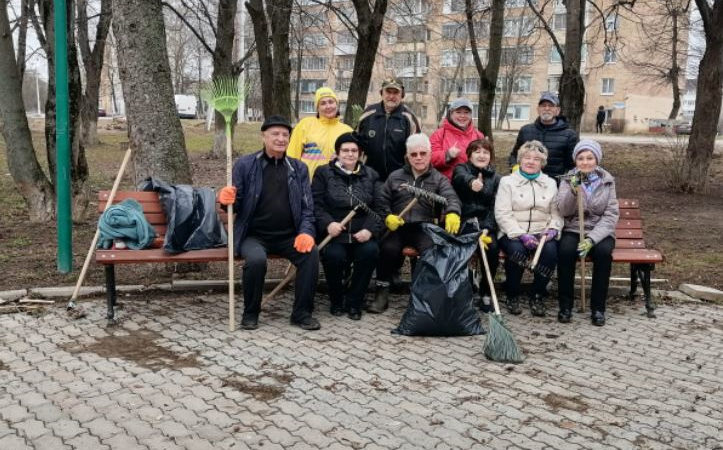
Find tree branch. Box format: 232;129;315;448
162;1;214;55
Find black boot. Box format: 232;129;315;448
557;309;572;323
529;294;547;317
591;311;606;326
505;296;522;315
367;283;389;314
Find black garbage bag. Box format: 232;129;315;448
393;223;484;336
140;177;227;254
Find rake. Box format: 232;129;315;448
479;230;525;363
381;183;448;240
203;77;241;331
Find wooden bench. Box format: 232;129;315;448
402;198;664;317
95;191;260;324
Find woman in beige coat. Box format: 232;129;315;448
495;140;563;316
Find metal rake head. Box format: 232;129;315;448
202;76;241;121
349;191;382;223
400;183;448;206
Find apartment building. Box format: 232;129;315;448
288;0;688;133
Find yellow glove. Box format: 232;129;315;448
385;214;405;231
479;234;492;250
445;213;461;234
512;164;520;173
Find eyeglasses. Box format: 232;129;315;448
409;152;429;158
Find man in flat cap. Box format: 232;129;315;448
217;115;321;331
357;77;422;182
508;92;579;181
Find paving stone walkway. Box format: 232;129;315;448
1;292;721;449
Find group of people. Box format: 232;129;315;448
218;81;619;332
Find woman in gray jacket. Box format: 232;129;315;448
556;139;619;326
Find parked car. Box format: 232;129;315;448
174;94;198;119
675;122;692;135
98;108;107;117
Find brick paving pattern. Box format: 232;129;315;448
1;292;721;449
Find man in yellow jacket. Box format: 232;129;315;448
287;87;352;179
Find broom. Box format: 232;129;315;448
203;77;241;331
479;230;525;364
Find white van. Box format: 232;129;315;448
174;94;198;119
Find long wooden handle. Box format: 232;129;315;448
69;147;133;305
479;230;500;315
530;234;548;270
262;209;358;303
381;197;418;240
226;126;235;331
577;185;586;313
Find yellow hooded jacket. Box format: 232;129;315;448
287;115;352;179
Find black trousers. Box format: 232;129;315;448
499;235;558;298
473;235;499;296
239;235;319;322
558;232;614;313
322;240;379;310
596;121;604;133
377;223;433;282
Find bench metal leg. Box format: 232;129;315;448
631;263;656;318
104;265;118;326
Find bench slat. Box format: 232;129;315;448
614;239;646;249
619;209;641;219
96;248;228;264
616;229;643;239
612;248;664;264
618;198;639;208
615;219;642;229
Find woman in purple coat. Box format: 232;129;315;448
556;139;619;326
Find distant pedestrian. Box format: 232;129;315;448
596;106;606;134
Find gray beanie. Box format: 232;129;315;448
573;139;602;163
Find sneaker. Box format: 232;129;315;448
557;309;572;323
241;314;259;330
529;294;547;317
290;316;321;330
347;307;362;321
505;296;522;315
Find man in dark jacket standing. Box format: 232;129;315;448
357;78;422;181
508;92;578;180
218;115;320;331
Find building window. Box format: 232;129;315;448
501;46;533;66
549;47;562;63
605;13;619;31
603;47;617;63
464;77;479;94
336;55;355;71
547;76;560;93
392;51;427;69
503;18;534;37
602;78;615;95
399;77;427;93
442;22;466;40
300;100;315;113
397;24;426;42
553;13;566;30
497;76;532;93
335;77;351;92
299;79;326;94
506;104;530;120
303;34;327;47
301;56;327;71
336;30;356;45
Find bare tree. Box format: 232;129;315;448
682;0;723;192
77;0;112;146
33;0;90;218
0;0;54;222
113;0;192;184
466;0;505;138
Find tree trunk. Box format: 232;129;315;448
685;0;723;192
668;9;682;120
77;0;112;147
0;0;54;222
559;0;585;133
268;0;292;118
210;0;238;159
16;0;29;79
246;0;274;118
344;0;388;125
468;0;504;139
112;0;191;184
39;0;90;220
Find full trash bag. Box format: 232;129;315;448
140;177;227;254
393;223;484;336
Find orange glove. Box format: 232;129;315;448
218;186;236;206
293;233;315;253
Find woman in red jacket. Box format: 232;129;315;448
430;98;485;180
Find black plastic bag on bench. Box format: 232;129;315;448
393;223;484;336
140;177;227;254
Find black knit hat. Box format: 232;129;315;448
334;132;364;154
261;115;292;132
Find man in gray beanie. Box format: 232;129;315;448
508;92;578;181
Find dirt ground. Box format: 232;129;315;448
0;122;721;292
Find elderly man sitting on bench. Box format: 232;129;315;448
369;133;462;314
218;115;321;331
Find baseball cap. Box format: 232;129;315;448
261;115;292;132
381;78;404;91
449;98;473;112
538;91;559;106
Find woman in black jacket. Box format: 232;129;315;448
452;139;501;310
311;133;384;320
